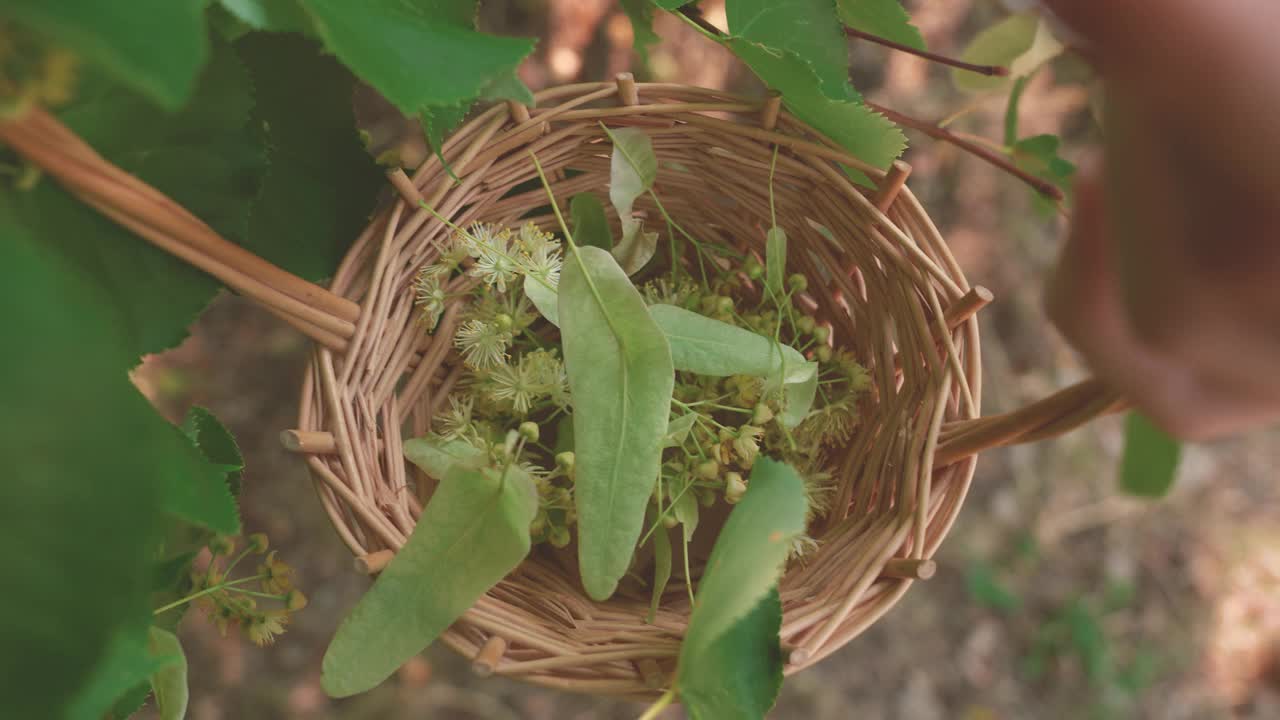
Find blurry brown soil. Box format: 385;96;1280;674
132;1;1280;718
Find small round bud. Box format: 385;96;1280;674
697;487;716;507
787;273;808;292
555;451;575;472
285;590;308;612
518;421;540;443
745;258;764;280
813;325;831;344
661;513;679;529
725;472;747;504
697;460;720;480
530;512;547;535
494;313;513;330
816;346;833;363
715;296;734;315
549;525;571;548
796;315;816;334
247;533;269;554
752;403;774;425
209;536;234;556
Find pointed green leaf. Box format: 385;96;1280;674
160;422;241;536
765;226;787;299
559;246;674;601
1119;413;1181;498
605;126;658;222
571;193;613;250
182;406;244;498
664;412;700;449
679;587;785;720
837;0;926;50
613;225;659;276
725;38;905;181
1;0;207;110
403;436;486;479
676;460;807;716
726;0;850;98
237;33;385;281
648;304;812;384
649;524;673;624
148;628;188;720
301;0;535;115
322;463;537;696
65;620;176;720
672;485;700;541
1012;134;1076;204
779;362;819;428
524;272;561;326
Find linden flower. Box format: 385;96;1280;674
247;609;289;647
732;425;764;468
258;551;294;594
461;223;520;292
437;394;474;441
454;319;513;369
413;267;447;330
515;222;563;285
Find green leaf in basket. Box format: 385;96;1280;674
403;436;486;479
147;627;189;720
1119;413;1182;498
647;304;812;384
236;32;385;282
648;523;673;624
571;193;614;251
0;0;208;110
765;226;787;299
679;587;785;720
675;459;808;718
300;0;535;116
559;245;674;601
837;0;926;51
724;38;906;184
603;125;661;273
726;0;850;99
779;362;820;429
12;36;266;359
321;463;537;697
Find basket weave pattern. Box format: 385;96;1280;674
0;78;1126;698
300;81;982;695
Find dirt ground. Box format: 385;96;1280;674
132;2;1280;718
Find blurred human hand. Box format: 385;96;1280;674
1040;0;1280;439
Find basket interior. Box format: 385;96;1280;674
297;83;981;696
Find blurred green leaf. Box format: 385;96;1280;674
322;464;536;696
966;560;1021;612
621;0;660;62
1;0;207;109
148;628;189;720
953;13;1047;92
237;33;384;282
300;0;534;115
837;0;925;50
1119;413;1181;498
218;0;314;33
65;620;176;720
1004;75;1029;147
403;436;486;479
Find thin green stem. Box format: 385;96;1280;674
768;144;779;229
682;530;695;605
638;688;677;720
153;574;267;616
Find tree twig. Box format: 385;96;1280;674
844;27;1009;77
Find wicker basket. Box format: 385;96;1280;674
1;75;1125;698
